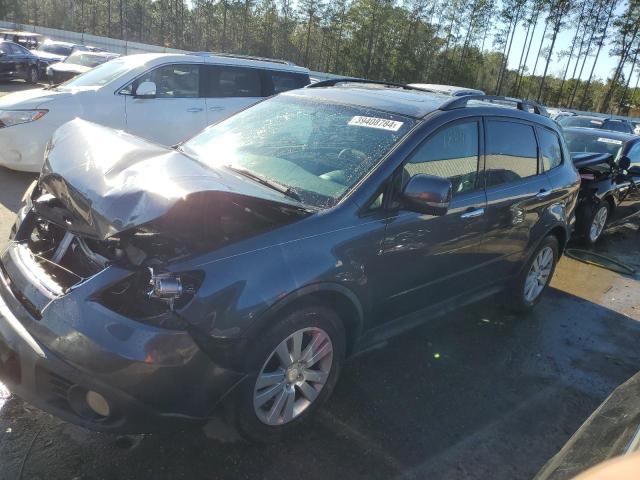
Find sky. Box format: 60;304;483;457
500;4;634;85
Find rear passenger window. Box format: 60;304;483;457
485;121;538;187
204;66;262;98
406;121;480;196
269;72;309;94
537;128;563;171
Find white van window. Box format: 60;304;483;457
132;64;200;98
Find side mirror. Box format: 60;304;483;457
402;174;452;216
629;165;640;177
134;81;156;98
619;155;631;171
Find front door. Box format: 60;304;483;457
377;119;489;323
0;43;16;77
124;63;208;145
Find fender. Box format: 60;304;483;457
245;281;365;347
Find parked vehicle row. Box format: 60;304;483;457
0;55;638;444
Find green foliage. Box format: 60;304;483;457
2;0;639;113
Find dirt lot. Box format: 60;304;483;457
0;81;639;480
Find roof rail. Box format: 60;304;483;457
192;51;296;66
440;95;547;115
307;78;435;92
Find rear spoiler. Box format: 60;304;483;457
571;152;614;170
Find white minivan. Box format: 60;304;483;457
0;52;310;172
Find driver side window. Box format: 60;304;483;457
406;121;480;196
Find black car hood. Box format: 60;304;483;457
571;152;614;170
38;119;309;240
535;371;640;479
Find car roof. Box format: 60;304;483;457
41;40;76;47
69;50;118;58
2;31;43;37
562;126;637;142
409;83;485;96
285;84;553;124
570;115;629;123
285;85;450;118
123;52;309;74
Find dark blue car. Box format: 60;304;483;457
0;40;39;84
0;82;580;442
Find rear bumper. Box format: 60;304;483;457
0;237;247;433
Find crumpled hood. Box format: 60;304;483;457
38;119;307;240
0;87;73;109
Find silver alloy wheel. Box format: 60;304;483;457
589;205;608;243
524;246;554;303
253;327;333;426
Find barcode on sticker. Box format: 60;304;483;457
348;116;403;131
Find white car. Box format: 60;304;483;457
0;52;310;172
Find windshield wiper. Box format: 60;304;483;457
225;165;303;203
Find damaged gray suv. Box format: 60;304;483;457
0;81;580;442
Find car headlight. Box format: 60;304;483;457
0;109;48;128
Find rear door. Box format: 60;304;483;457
481;118;554;280
615;141;640;221
202;65;263;126
123;63;208;145
377;118;489;322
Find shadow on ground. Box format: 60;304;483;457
1;286;639;480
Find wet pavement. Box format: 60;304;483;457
0;113;639;478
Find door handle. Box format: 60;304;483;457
187;107;203;113
460;207;485;219
536;189;552;199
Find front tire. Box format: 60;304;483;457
232;305;345;443
509;235;559;312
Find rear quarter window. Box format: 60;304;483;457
537;127;563;171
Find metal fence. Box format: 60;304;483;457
0;20;187;55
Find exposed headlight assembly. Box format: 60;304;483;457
0;109;48;128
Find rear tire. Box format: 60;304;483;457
509;235;559;312
231;305;345;443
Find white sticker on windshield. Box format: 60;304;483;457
597;137;623;145
348;116;403;131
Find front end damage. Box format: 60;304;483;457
0;120;311;432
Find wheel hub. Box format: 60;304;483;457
286;364;304;384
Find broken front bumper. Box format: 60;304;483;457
0;239;246;433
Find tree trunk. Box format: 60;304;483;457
525;16;549;100
494;15;515;94
514;8;539;97
497;5;522;95
578;0;617;110
556;1;587;105
617;46;640;114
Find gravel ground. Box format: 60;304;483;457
0;81;639;479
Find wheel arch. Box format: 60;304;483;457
249;283;365;357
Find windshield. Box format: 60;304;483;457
64;53;107;68
60;57;133;88
38;43;72;56
564;132;624;159
557;116;605;129
182;95;416;209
